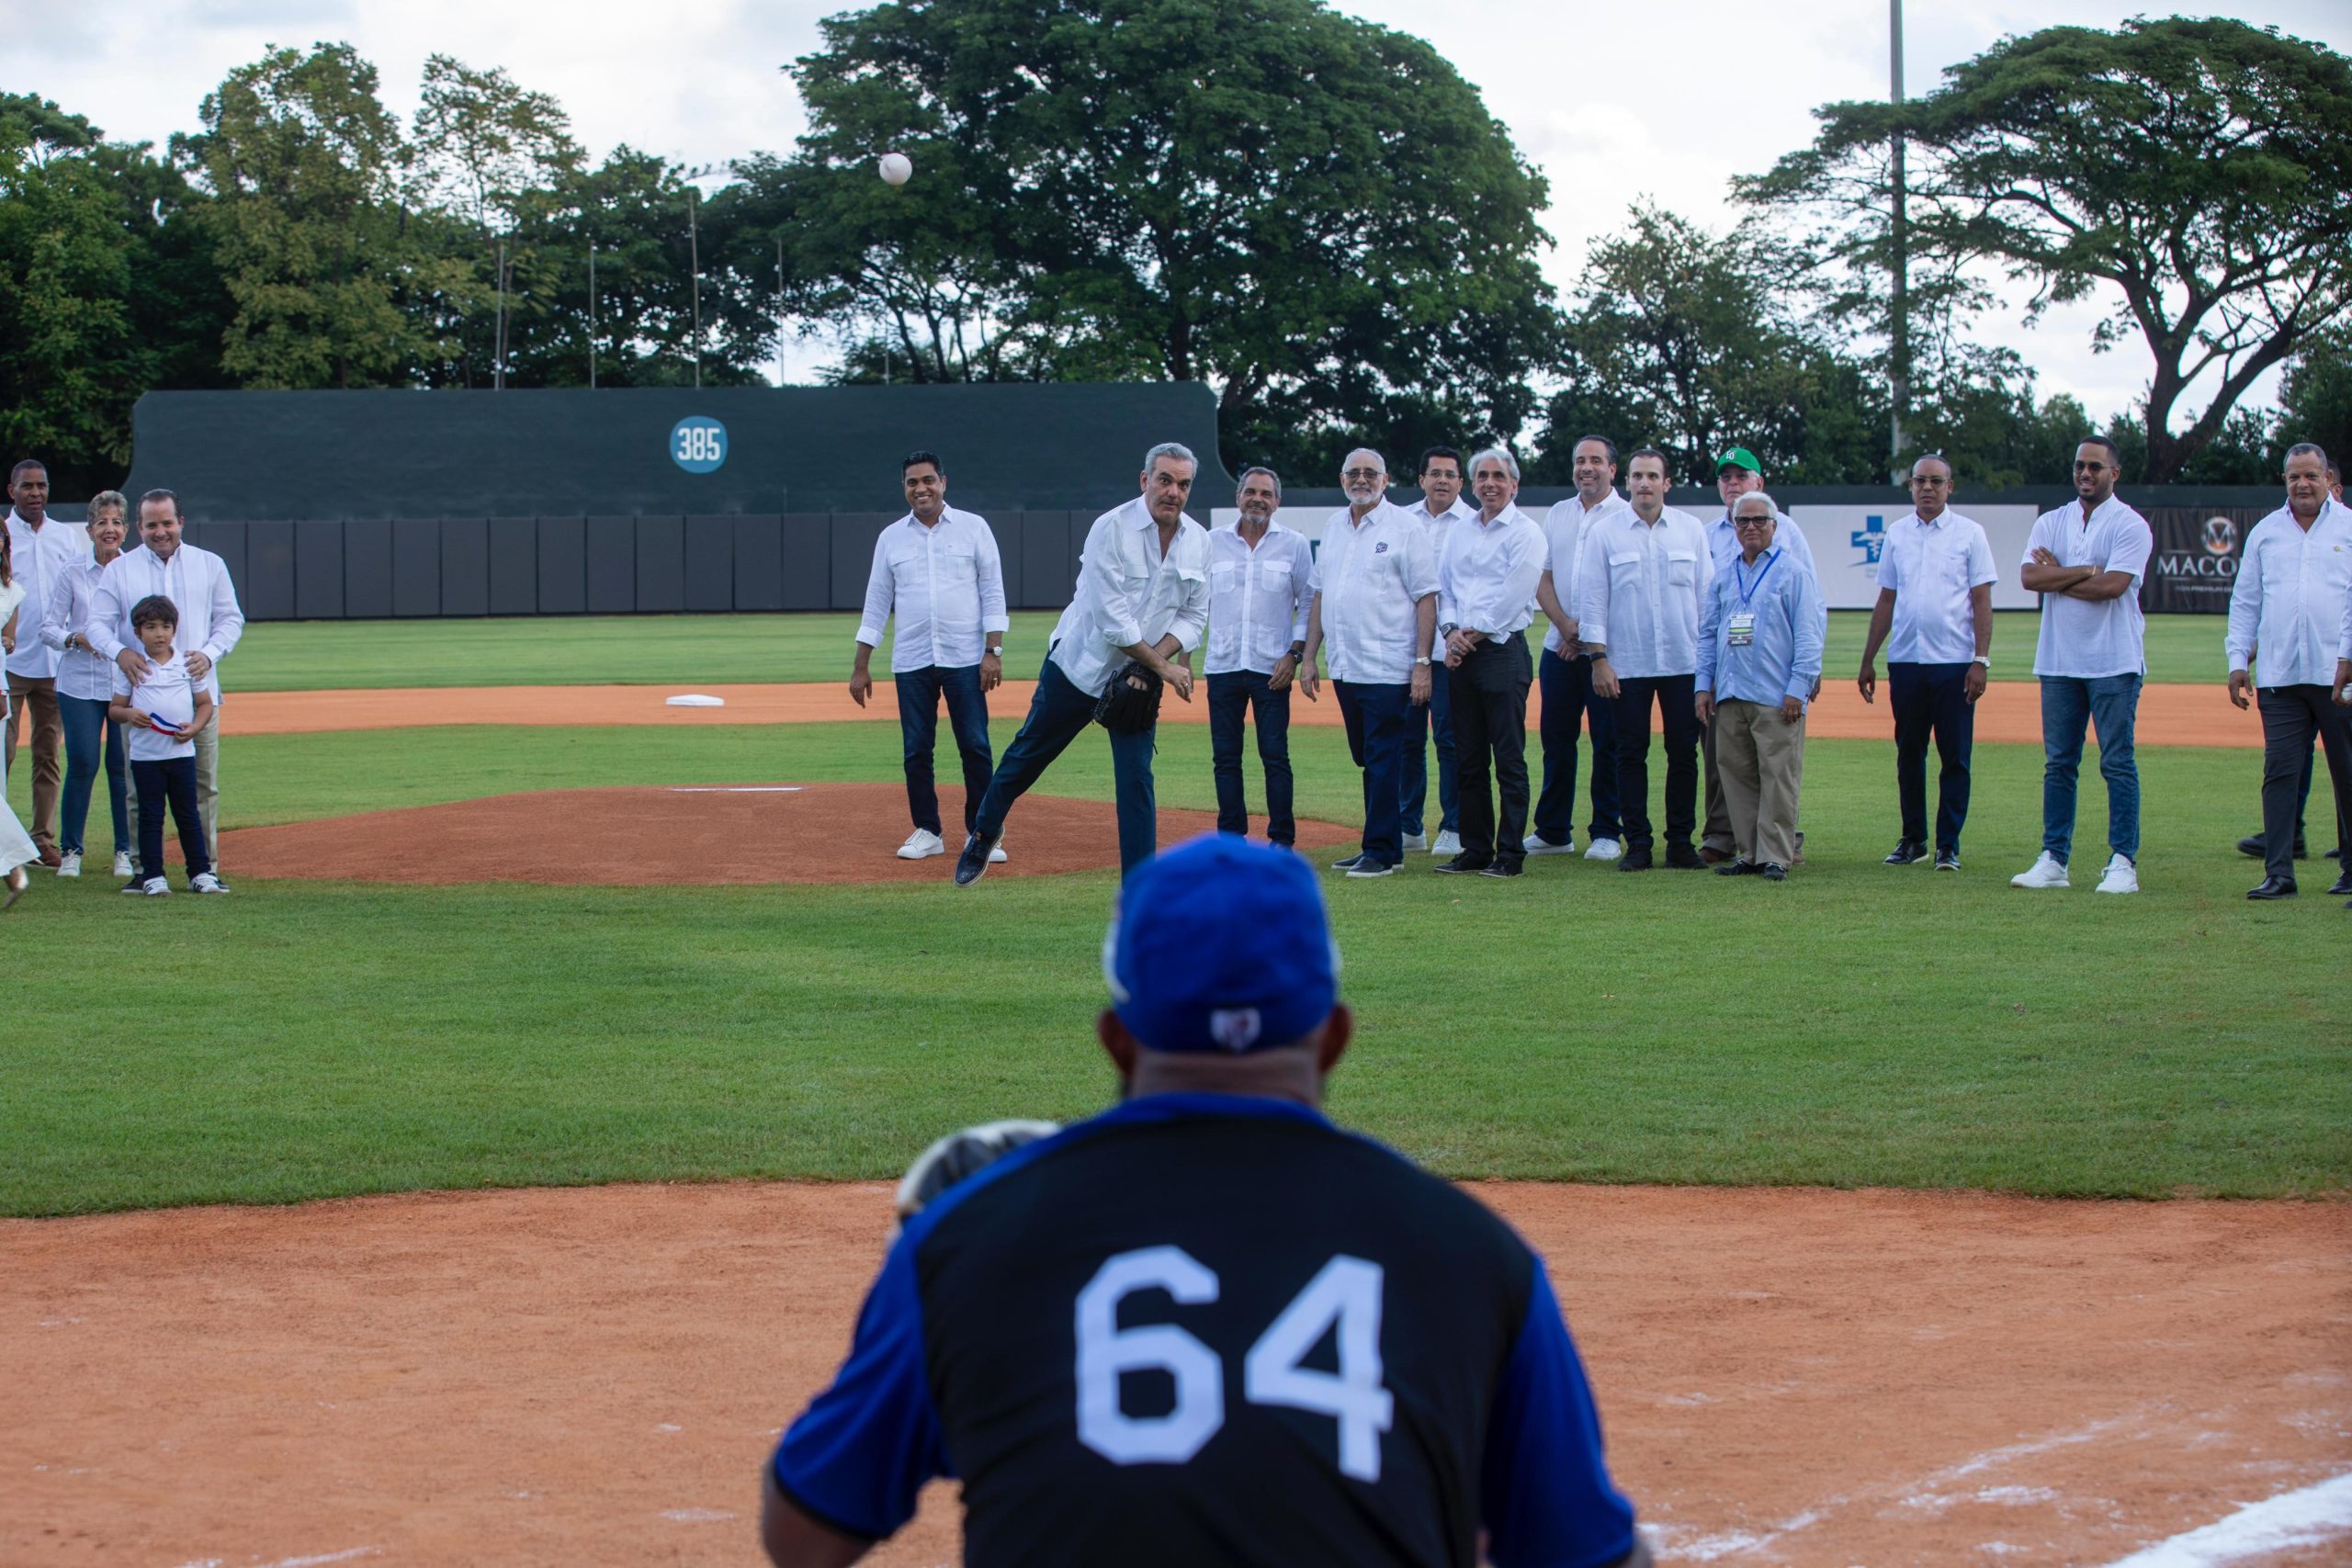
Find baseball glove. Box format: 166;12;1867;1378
1093;659;1164;733
891;1119;1061;1235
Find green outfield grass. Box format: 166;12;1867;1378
220;608;2232;691
4;705;2343;1216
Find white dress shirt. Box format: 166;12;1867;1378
2023;495;2153;680
1876;510;1998;666
854;507;1009;673
41;556;119;702
1406;496;1475;658
1539;492;1631;655
1204;523;1313;676
1311;501;1440;685
1048;497;1211;698
2342;577;2352;663
1437;503;1544;642
1577;505;1713;679
86;542;246;703
5;510;92;681
2225;497;2352;689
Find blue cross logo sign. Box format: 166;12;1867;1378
1851;513;1887;566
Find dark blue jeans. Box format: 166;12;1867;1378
58;693;130;857
1401;659;1456;838
2039;673;2141;864
895;664;993;837
1207;671;1295;844
976;656;1159;874
131;755;209;881
1334;680;1412;866
1889;661;1975;855
1532;648;1621;846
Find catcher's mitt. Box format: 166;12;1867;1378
1093;659;1164;733
892;1120;1062;1235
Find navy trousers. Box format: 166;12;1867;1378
1207;671;1295;844
1334;679;1412;867
1888;660;1976;855
895;663;992;837
1401;660;1457;838
976;656;1159;874
1532;648;1622;846
130;755;209;881
1614;673;1701;852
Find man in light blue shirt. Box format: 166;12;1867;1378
1701;447;1819;864
1695;493;1823;880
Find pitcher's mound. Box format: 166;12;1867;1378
219;784;1360;886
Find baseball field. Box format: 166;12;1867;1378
4;607;2347;1566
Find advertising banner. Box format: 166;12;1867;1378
1791;504;2041;611
2141;505;2271;615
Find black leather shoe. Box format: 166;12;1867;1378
2326;872;2352;897
954;832;1001;886
1432;854;1486;874
1664;845;1702;870
1477;860;1522;878
1619;846;1654;872
2240;833;2309;859
1759;863;1788;881
1884;840;1928;865
1714;858;1753;876
1329;852;1366;872
1934;850;1962;871
2245;875;2298;900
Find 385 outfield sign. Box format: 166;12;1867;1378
671;415;729;473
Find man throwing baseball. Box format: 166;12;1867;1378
763;834;1647;1568
954;443;1209;884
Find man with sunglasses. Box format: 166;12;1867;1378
1856;455;1996;871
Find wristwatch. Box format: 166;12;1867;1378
1414;656;1433;666
1440;622;1459;637
1287;643;1306;662
1971;654;1991;668
986;645;1003;658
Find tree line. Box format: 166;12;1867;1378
3;4;2346;500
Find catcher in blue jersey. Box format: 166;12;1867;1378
763;834;1647;1568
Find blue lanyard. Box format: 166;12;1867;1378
1734;548;1779;609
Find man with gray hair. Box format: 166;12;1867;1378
2226;442;2352;899
956;443;1210;885
1432;448;1545;877
1204;466;1314;847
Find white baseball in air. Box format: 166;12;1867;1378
878;152;913;186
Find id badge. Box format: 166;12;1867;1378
1727;612;1755;648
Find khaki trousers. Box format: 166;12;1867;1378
5;673;63;853
1714;698;1805;869
126;705;221;873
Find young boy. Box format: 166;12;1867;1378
107;595;224;896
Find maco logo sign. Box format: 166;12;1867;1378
2155;515;2240;581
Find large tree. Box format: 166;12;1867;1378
752;0;1560;474
1740;17;2352;481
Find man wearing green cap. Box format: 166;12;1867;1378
1702;449;1820;863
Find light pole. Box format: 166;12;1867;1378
1889;0;1909;481
587;241;597;389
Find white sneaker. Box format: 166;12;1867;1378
1430;829;1462;857
1583;837;1623;862
897;829;946;861
2093;853;2139;895
190;872;230;895
113;851;134;879
141;876;171;897
1400;831;1430;852
1524;835;1576;856
989;840;1008;864
56;852;82;878
2009;852;2070;889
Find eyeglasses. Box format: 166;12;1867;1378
1733;515;1775;527
1909;476;1951;487
1342;468;1385;480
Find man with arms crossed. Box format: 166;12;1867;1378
1530;435;1631;861
762;834;1648;1568
1401;446;1473;855
2227;443;2352;900
1580;448;1713;871
1432;449;1545;878
87;488;243;885
851;452;1009;863
954;444;1208;886
2011;438;2153;895
1700;448;1817;864
1856;455;1996;871
1205;467;1314;847
1300;449;1438;879
5;457;92;868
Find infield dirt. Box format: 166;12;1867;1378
4;1181;2346;1565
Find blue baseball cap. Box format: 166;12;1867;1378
1102;834;1340;1053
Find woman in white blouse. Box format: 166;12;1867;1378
0;525;38;906
42;490;130;878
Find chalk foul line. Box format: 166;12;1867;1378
2098;1472;2352;1567
663;786;806;793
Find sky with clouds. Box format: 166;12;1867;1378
7;0;2347;420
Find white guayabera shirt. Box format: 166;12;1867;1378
855;507;1010;673
1204;524;1313;677
1539;492;1630;656
87;542;245;703
1049;496;1211;698
1311;501;1439;685
1577;506;1713;679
